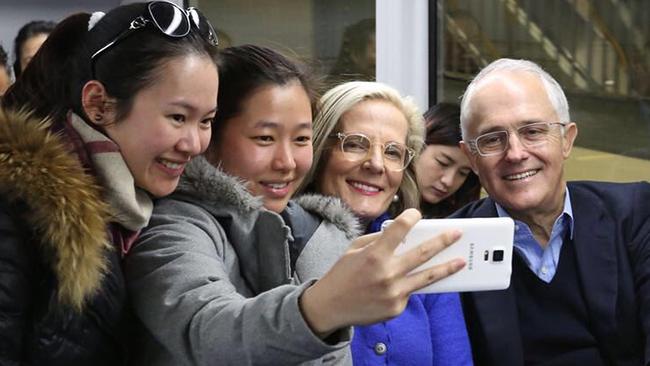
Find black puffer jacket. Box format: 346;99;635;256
0;109;130;365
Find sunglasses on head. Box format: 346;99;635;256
91;1;218;78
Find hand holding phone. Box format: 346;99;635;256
382;217;514;293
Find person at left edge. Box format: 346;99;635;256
0;2;219;365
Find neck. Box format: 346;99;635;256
506;187;566;248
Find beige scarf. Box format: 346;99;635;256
69;113;153;231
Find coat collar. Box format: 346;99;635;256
177;156;359;238
567;182;618;336
0;108;111;310
174;156;359;293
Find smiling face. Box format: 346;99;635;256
415;144;472;204
102;55;218;197
318;99;408;220
461;71;577;218
211;81;313;213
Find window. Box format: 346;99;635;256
189;0;375;89
439;0;650;182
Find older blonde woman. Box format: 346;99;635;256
300;81;473;366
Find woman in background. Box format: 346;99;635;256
415;103;480;218
300;81;473;366
12;19;57;78
0;2;218;364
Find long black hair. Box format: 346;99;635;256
3;3;218;126
419;102;481;218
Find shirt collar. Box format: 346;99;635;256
494;187;574;240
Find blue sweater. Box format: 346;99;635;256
351;214;473;366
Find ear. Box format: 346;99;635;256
561;122;578;160
81;80;110;125
460;141;479;175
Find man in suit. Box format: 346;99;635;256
455;58;650;365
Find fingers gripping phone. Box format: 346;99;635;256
382;217;514;294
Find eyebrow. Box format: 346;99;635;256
438;152;455;163
254;120;312;130
170;101;218;115
476;119;546;135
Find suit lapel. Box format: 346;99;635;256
464;198;525;364
569;184;618;337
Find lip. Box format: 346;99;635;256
259;180;293;198
156;158;188;177
347;179;383;196
502;169;540;181
430;186;449;198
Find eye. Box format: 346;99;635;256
435;158;449;167
200;117;214;129
295;135;312;145
254;135;274;144
520;124;549;139
342;135;369;152
170;114;186;123
479;133;505;148
384;143;405;161
459;169;471;177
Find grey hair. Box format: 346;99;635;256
459;58;571;140
299;81;425;216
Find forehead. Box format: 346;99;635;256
339;99;409;141
135;55;218;110
466;71;559;134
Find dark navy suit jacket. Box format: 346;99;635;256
452;181;650;366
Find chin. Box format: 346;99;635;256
264;200;289;214
424;194;443;205
142;183;176;198
353;207;385;221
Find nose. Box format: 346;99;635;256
503;131;529;162
271;141;297;172
363;144;385;173
176;125;204;156
440;169;454;188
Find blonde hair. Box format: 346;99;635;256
300;81;425;216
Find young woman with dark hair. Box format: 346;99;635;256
12;19;57;78
415;103;481;218
0;2;218;364
124;45;465;366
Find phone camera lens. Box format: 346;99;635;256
492;249;504;262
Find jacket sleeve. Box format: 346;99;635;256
422;293;474;366
0;198;35;365
124;200;350;366
627;182;650;365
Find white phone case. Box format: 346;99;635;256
382;217;515;294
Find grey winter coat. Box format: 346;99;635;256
125;156;360;366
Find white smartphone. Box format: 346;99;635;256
382;217;514;294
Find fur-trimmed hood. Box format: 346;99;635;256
177;156;361;239
0;108;111;310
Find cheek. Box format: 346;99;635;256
319;158;347;195
452;175;467;192
387;171;403;193
426;165;444;182
295;150;313;177
199;129;212;154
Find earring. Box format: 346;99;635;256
392;194;399;203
